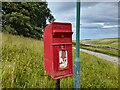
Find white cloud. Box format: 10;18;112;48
97;23;104;26
81;2;118;24
81;23;103;29
102;25;118;28
47;2;118;39
47;0;119;2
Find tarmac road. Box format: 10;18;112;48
73;47;120;65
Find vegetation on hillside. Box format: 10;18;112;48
73;38;120;57
81;38;119;50
2;2;55;39
2;33;119;88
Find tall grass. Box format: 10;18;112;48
74;38;120;57
81;38;119;50
0;33;2;89
81;45;120;57
2;33;119;88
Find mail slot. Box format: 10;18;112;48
44;22;73;79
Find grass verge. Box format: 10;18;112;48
2;33;119;88
81;45;120;57
73;38;120;57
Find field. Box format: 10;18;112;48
1;33;119;88
81;38;119;49
77;38;120;57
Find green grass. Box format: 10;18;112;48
81;45;120;57
81;38;119;50
2;33;119;88
76;38;120;57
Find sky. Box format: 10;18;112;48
47;1;119;40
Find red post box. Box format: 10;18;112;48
44;22;73;79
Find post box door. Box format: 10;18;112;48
53;44;72;77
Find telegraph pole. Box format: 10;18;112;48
74;0;80;89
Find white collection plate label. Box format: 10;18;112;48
59;50;68;69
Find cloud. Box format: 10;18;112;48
48;2;118;28
48;2;75;12
80;2;118;31
81;2;99;7
47;2;118;39
81;0;119;2
47;0;119;2
81;2;118;24
48;2;76;26
81;23;103;29
102;25;118;28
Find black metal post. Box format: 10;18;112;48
56;79;60;90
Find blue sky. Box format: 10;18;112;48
47;1;119;40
